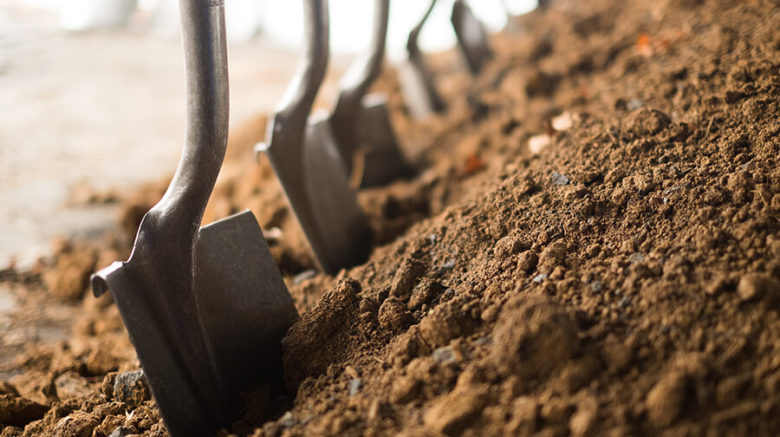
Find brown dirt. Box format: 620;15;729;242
2;0;780;436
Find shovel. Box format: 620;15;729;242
329;0;414;188
451;0;493;75
398;0;446;119
90;1;298;435
256;0;372;275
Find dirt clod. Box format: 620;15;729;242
491;294;579;378
377;297;412;333
737;272;779;303
646;371;690;427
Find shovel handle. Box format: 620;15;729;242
153;0;229;233
331;0;389;143
265;0;329;159
407;0;436;53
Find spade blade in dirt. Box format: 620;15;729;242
258;0;372;275
328;0;414;188
91;2;297;435
353;93;414;187
451;0;493;75
399;0;446;119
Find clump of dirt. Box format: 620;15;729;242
1;0;779;436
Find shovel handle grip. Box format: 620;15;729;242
153;0;229;234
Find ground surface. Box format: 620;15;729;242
1;0;779;436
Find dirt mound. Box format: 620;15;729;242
1;0;779;436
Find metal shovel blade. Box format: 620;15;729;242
93;251;226;436
303;116;372;273
194;210;298;401
354;93;414;187
451;0;492;75
261;0;372;275
93;212;298;437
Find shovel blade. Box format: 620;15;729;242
195;210;298;400
92;261;226;437
451;0;492;75
92;210;297;436
303;117;373;274
356;93;414;187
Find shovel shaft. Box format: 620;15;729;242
330;0;389;165
407;0;436;53
265;0;329;173
154;0;229;236
406;0;446;114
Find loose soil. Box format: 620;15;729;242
2;0;779;436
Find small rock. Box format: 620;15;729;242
532;273;547;283
378;297;413;332
112;370;150;407
550;171;570;186
626;98;643;111
737;273;779;302
646;371;689;426
293;269;317;285
432;346;456;364
263;227;283;242
552;112;574;131
349;378;361;396
474;336;491;346
107;426;133;437
528;134;552;154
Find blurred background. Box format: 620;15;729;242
0;0;537;268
